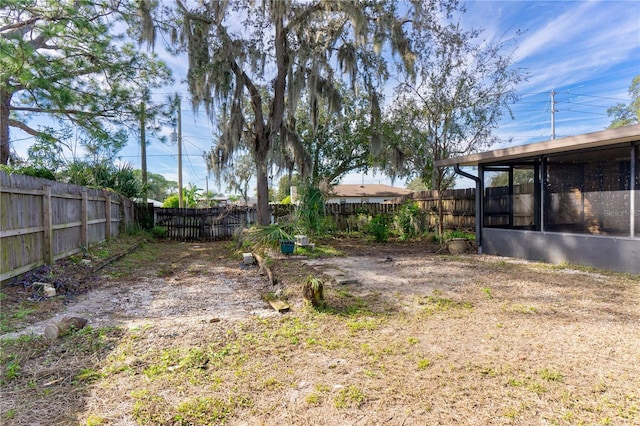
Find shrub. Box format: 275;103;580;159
444;229;475;241
368;214;389;242
394;201;426;240
0;165;56;180
295;185;325;235
162;195;179;208
150;226;167;239
280;195;292;204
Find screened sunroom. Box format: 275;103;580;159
435;124;640;274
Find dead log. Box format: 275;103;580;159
44;317;88;340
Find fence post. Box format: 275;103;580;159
81;190;88;248
42;185;53;264
105;192;112;240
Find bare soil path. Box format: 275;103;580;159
2;241;278;341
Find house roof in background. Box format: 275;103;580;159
435;124;640;167
329;184;412;198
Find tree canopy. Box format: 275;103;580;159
295;85;373;186
0;0;172;164
607;75;640;129
140;0;460;224
381;20;525;192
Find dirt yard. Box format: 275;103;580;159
1;237;639;425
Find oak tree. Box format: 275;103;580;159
140;0;457;224
381;19;525;234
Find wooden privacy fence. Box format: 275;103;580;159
155;206;256;241
393;188;476;230
155;189;478;241
325;203;403;232
0;171;136;282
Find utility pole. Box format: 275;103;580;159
550;90;557;140
177;95;184;208
205;175;209;207
140;100;147;205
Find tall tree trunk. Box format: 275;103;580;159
255;135;271;226
0;89;11;165
436;177;444;238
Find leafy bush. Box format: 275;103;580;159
444;229;475;241
162;195;179;208
295;185;325;234
0;165;56;180
367;214;389;242
394;201;426;240
280;195;292;204
150;226;167;239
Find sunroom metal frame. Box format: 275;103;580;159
435;125;640;274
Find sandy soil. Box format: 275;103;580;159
1;238;639;425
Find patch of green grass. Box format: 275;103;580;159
85;414;106;426
74;368;105;383
334;385;366;409
478;366;498;377
322;289;371;316
131;390;174;425
275;317;310;345
0;308;37;339
2;356;21;381
444;230;475;241
305;393;322;405
315;383;331;393
346;318;379;334
3;408;16;420
11;306;35;321
0;334;45;384
335;289;352;298
156;267;174;277
174;396;235;425
539;367;564;382
507;377;526;387
503;406;521;420
143;345;214;380
62;326;121;355
419;291;473;316
417;358;431;370
91;246;110;259
261;377;281;390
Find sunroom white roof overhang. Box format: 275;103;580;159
435;124;640;167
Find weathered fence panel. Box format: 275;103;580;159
155;206;256;241
324;203;402;232
1;171;135;282
394;188;476;230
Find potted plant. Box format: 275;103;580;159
280;239;295;254
244;223;295;254
445;230;473;254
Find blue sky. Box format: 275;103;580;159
11;0;640;195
